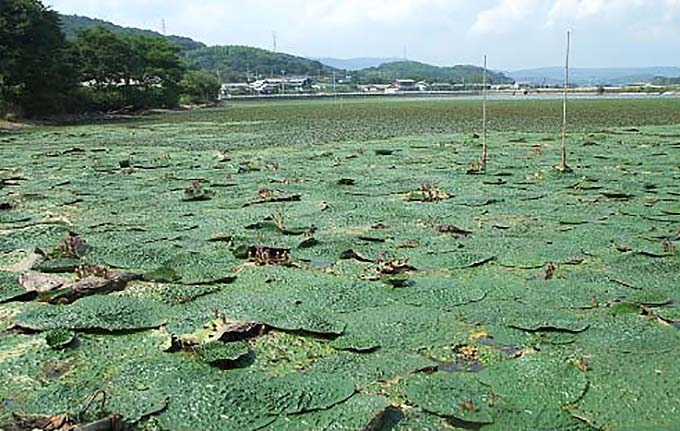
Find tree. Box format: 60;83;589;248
72;27;132;89
72;27;186;110
0;0;76;117
127;35;185;106
180;70;221;104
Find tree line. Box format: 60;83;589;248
0;0;221;118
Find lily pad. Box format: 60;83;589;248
15;295;169;332
402;372;496;424
477;354;588;430
569;349;680;431
193;340;251;365
0;271;29;303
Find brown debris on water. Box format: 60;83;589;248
248;245;292;266
169;315;266;351
243;192;302;207
19;273;69;293
544;263;556;280
0;414;77;431
340;249;375;263
57;233;85;259
378;257;417;276
18;266;140;304
661;239;676;255
436;225;472;236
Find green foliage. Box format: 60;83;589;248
0;0;77;116
72;27;185;111
402;372;496;424
476;354;589;431
263;394;391;431
155;368;356;431
0;2;189;117
2;100;680;430
182;45;334;82
354;60;513;84
0;271;25;303
44;329;76;349
180;70;221;104
569;349;680;430
59;14;205;52
193;340;250;364
15;295;169;331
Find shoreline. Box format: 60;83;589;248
221;90;680;102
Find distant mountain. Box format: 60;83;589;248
59;14;206;52
184;46;337;82
57;14;513;85
355;61;513;84
508;67;680;86
58;14;336;82
652;76;680;85
316;57;404;71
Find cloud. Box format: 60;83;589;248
546;0;647;26
472;0;542;34
309;0;453;27
668;0;680;15
43;0;680;69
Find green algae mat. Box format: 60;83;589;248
1;97;680;430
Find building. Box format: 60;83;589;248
249;77;313;94
393;79;418;91
416;81;430;91
220;83;251;98
358;84;391;93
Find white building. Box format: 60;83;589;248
393;79;418;91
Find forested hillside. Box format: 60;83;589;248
59;14;205;52
355;61;513;84
184;46;336;82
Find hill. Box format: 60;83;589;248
58;14;206;52
316;57;404;71
183;46;337;82
508;67;680;86
355;61;513;84
58;14;336;81
56;14;512;85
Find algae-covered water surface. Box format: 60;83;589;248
1;97;679;430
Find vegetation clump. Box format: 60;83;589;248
183;180;214;201
44;329;76;349
247;245;292;266
56;233;85;259
406;183;450;202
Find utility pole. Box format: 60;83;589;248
481;54;488;171
559;30;572;172
272;31;277;53
161;19;166;35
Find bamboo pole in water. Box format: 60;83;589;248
560;31;571;171
481;54;488;171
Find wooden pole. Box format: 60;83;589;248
560;31;571;171
481;54;488;171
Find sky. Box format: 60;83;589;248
44;0;680;70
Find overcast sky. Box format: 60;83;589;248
44;0;680;70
